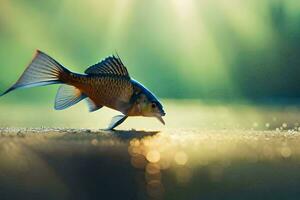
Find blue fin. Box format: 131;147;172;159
54;85;86;110
84;55;129;77
86;98;103;112
106;115;128;130
1;50;69;96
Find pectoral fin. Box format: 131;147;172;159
106;115;128;130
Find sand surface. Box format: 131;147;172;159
1;127;300;200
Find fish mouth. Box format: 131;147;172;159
155;115;165;125
160;110;166;116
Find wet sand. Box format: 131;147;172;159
1;127;300;200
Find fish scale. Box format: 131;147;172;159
70;75;133;111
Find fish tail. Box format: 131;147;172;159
1;50;71;96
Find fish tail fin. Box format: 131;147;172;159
1;50;71;96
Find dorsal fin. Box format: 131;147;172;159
84;55;129;77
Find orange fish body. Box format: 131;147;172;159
1;50;165;129
68;74;134;113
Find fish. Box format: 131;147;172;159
1;50;166;130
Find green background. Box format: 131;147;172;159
0;0;300;103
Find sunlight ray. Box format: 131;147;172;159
170;0;238;97
104;0;137;48
217;0;273;46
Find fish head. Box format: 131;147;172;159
130;79;166;125
135;93;165;125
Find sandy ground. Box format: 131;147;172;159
1;127;300;200
1;101;300;199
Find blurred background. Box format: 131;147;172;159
0;0;300;103
2;1;300;200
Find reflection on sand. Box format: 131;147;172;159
126;129;300;198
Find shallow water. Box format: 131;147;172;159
0;101;300;200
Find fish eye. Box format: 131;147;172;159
151;103;156;108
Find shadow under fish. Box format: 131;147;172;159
105;130;160;140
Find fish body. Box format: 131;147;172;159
68;73;134;113
1;50;165;129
